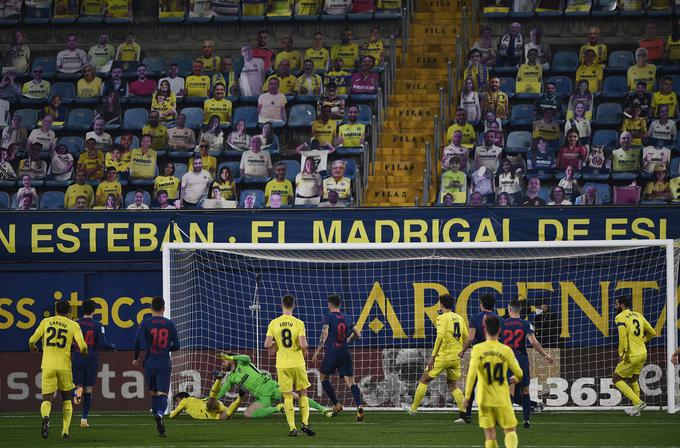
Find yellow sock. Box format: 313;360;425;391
209;379;222;398
452;388;465;411
485;439;499;448
411;382;428;412
283;393;296;431
615;380;642;405
299;395;310;426
505;431;518;448
62;400;73;436
40;401;51;418
630;381;640;398
226;396;241;417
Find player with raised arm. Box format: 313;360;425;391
29;300;88;440
312;294;365;421
403;294;468;420
612;295;656;416
214;353;331;418
72;299;116;428
132;297;180;437
502;299;554;428
463;315;523;448
264;294;315;437
458;293;498;424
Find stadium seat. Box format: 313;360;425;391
65;108;94;131
49;82;76;104
170;55;194;77
591;129;618;148
505;131;532;154
239;189;265;208
31;56;57;79
122;108;149;131
547;76;572;99
593;103;622;127
115;134;140;149
671;157;680;178
0;191;9;209
601;76;628;99
218;161;242;183
173;162;188;179
287;104;316;128
607;51;634;74
180;107;205;130
13;108;39;130
143;57;166;78
582;182;611;204
233;106;259;130
344;159;358;180
613;185;641;204
280;159;300;181
551;51;579;74
509;104;535;127
124;190;151;208
56;136;84;156
499;77;516;98
39;190;65;209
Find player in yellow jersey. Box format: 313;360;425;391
463;315;522;448
169;381;242;420
403;294;468;420
29;300;88;440
264;294;315;437
612;295;656;416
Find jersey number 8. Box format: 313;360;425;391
281;329;293;348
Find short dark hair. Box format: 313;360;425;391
328;294;341;307
151;296;165;312
485;315;500;337
55;300;70;316
157;189;168;197
174;392;190;401
616;295;632;309
82;299;96;315
508;299;521;313
480;294;495;311
282;294;295;309
439;294;454;310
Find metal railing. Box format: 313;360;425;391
371;114;378;176
454;34;462;108
389;34;397;93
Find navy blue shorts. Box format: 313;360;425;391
508;355;530;389
72;356;98;387
320;350;353;377
144;364;172;394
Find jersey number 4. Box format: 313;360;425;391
46;327;68;348
452;322;461;339
483;362;504;385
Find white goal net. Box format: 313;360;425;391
163;241;679;413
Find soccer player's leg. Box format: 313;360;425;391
515;356;532;427
56;369;76;439
80;359;97;427
405;360;438;414
613;359;644;413
277;368;298;435
498;405;519;448
339;352;364;421
292;367;315;437
478;406;500;448
319;353;342;415
246;385;281;417
40;369;58;439
445;361;466;422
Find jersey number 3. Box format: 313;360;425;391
632;319;641;337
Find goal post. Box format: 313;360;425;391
162;240;679;413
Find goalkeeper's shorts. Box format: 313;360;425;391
426;357;461;381
615;353;647;378
478;405;518;430
276;367;310;394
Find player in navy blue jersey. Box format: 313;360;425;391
502;299;554;429
312;294;364;422
132;297;180;438
72;300;116;428
458;293;498;424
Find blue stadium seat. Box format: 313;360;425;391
505;131;532;154
0;191;9;209
281;159;300;181
582;183;611;204
233;106;259;130
124;190;151;207
547;76;572;99
143;57;166;78
601;76;628;99
57;136;84;156
357;104;372;125
593;102;622;127
218;161;242;184
499;77;516;97
239;189;265;208
344;159;357;180
591;129;618;148
49;82;76;104
287;104;316;128
180;107;205;130
509;104;535;127
670;157;680;178
607;51;634;73
39;190;65;209
551;51;578;74
31;57;57;79
122;108;149;131
13;108;39;130
173;162;188;179
170;55;194;77
66;108;94;131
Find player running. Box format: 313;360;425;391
458;293;498;423
403;294;468;419
264;294;315;437
72;299;116;428
463;315;523;448
502;299;554;428
29;300;88;440
612;295;656;416
312;294;364;421
133;297;180;437
214;353;331;418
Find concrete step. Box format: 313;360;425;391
411;23;464;39
365;187;421;204
382;121;436;133
415;0;472;13
380;133;433;148
375;147;426;159
387;106;438;120
403;52;454;69
374;160;426;175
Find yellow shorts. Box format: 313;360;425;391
277;367;310;394
478;405;518;430
426;357;461;381
42;369;74;395
614;353;647;378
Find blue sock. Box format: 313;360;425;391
157;395;168;416
151;396;159;415
321;379;338;405
350;384;362;407
466;380;476;418
522;393;531;422
82;393;92;419
512;389;522;405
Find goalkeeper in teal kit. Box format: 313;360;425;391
215;353;331;418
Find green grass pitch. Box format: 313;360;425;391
1;410;679;447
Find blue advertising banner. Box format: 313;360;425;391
0;207;675;262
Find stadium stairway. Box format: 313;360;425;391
365;0;470;206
